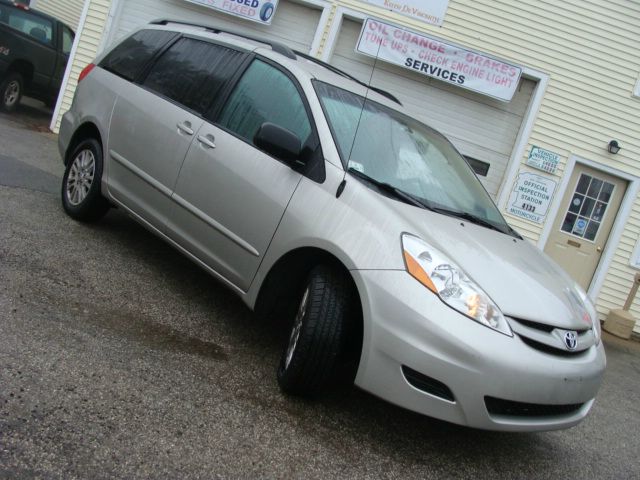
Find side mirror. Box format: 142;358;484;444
254;122;303;166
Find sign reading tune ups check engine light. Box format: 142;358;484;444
356;19;522;102
184;0;279;25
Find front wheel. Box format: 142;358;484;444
61;138;110;222
277;265;351;396
0;72;23;112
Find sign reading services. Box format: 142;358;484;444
184;0;279;25
356;19;522;102
526;146;561;174
508;172;557;224
361;0;450;27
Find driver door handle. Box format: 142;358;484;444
177;121;194;135
197;134;216;149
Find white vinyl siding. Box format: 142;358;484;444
328;18;534;199
106;0;322;52
33;0;85;29
53;0;110;132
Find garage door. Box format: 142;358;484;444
330;19;536;199
107;0;321;53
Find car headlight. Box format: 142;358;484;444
572;283;601;345
402;234;512;336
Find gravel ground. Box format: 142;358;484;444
1;105;639;479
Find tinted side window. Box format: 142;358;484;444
1;8;53;45
143;38;245;114
100;30;176;81
219;60;311;145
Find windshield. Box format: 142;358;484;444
314;81;510;231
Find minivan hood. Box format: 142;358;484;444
391;202;592;331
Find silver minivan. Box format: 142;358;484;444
58;20;605;432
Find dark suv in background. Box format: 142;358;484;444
0;0;74;112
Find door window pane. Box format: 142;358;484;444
599;182;614;202
562;213;577;233
592;201;607;222
62;26;74;55
575;174;590;194
585;221;600;241
219;60;312;145
100;30;177;81
569;193;583;214
144;38;245;114
579;196;595;217
587;178;603;199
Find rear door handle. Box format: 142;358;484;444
197;134;216;149
177;121;194;135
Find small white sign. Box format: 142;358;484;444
508;172;557;224
526;146;561;174
361;0;450;27
356;19;522;102
184;0;279;25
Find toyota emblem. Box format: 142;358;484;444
564;331;578;350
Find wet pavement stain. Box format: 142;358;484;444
86;308;229;361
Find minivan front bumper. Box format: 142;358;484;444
352;270;606;432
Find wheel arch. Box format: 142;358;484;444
65;122;103;165
6;60;34;86
254;246;364;373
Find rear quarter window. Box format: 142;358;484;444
100;29;177;81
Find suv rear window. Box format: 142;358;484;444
0;7;53;45
100;29;176;81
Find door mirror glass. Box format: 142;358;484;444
254;122;302;165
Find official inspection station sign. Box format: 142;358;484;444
361;0;450;26
526;146;560;174
356;19;522;101
508;172;557;224
184;0;279;25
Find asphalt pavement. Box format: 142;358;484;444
1;102;639;479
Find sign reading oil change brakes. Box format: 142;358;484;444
184;0;279;25
356;18;522;102
508;172;558;224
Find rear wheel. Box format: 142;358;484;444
277;265;351;396
61;138;110;222
0;72;23;112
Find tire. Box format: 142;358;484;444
61;138;110;222
0;72;23;113
277;265;351;396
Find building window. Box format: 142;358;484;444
464;156;490;177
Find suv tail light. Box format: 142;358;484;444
78;63;95;83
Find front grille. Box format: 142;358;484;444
402;366;455;402
519;336;587;357
485;396;584;418
513;318;555;333
509;317;592;356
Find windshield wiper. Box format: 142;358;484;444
347;168;429;209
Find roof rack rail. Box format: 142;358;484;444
294;50;403;106
150;18;297;60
